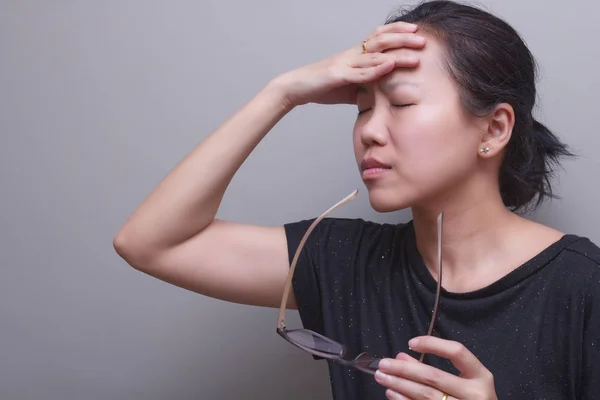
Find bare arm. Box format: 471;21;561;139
114;83;296;307
113;22;424;308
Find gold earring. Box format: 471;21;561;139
480;146;490;154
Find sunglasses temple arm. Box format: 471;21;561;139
277;190;359;330
418;212;443;363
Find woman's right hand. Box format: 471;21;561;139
271;21;427;108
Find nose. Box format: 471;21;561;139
358;111;389;148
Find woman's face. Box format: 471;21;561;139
353;34;484;213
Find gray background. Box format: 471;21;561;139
1;1;598;399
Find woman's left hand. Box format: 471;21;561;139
375;336;498;400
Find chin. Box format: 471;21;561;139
366;186;412;213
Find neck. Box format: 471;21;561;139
411;183;519;290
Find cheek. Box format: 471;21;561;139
352;124;364;159
391;107;445;158
392;107;476;179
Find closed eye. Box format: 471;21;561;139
357;104;414;116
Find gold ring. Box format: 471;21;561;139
362;39;368;53
441;394;449;400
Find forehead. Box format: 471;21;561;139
376;33;449;90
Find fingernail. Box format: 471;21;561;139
408;338;419;348
375;370;389;381
379;359;391;369
386;389;400;399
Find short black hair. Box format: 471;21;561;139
386;0;574;212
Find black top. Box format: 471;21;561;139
284;218;600;400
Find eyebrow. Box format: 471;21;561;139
356;80;420;94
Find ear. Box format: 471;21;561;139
478;103;514;158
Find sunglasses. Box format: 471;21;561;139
276;189;444;375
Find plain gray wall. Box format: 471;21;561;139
1;1;598;399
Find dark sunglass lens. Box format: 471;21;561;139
286;329;343;355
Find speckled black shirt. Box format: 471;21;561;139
284;218;600;400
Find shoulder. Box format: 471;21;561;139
284;217;410;250
563;236;600;321
560;235;600;276
563;235;600;265
558;234;600;294
283;217;414;266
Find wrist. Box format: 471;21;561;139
265;74;297;112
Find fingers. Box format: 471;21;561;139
332;22;425;92
378;356;464;398
370;21;419;37
346;60;396;84
342;50;419;85
408;336;488;379
375;367;451;400
351;52;420;70
364;32;426;54
351;53;395;68
385;389;457;400
375;346;496;400
396;352;419;362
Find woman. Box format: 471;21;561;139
114;1;600;399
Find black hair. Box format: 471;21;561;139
386;0;574;212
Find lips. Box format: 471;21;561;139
361;157;392;172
